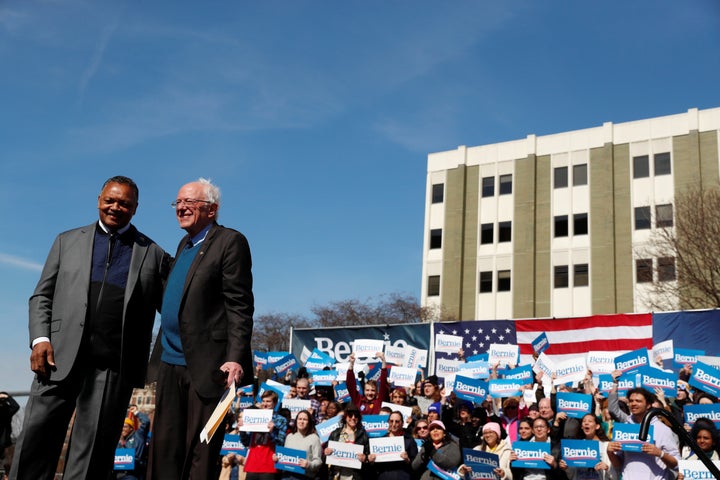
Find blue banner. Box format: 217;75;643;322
453;376;489;403
114;448;135;471
614;348;650;375
253;351;268;369
334;382;351;404
556;392;592;419
684;403;720;428
674;348;704;369
316;416;342;443
502;364;533;383
511;441;551;469
220;434;247;455
690;362;720;397
457;360;491;379
267;351;290;365
362;414;389;438
274;446;307;474
271;353;299;374
309;369;337;386
561;439;599;468
613;423;653;452
462;448;499;471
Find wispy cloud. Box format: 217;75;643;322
77;18;119;106
0;253;43;272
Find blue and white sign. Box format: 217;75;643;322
114;448;134;471
428;460;463;480
316;416;342;443
271;353;299;374
369;436;406;463
309;369;337;386
503;365;533;383
511;441;551;469
690;362;720;397
220;434;247;455
334;382;351;404
462;448;499;472
684;403;720;428
613;423;653;452
532;332;550;354
561;439;599;468
556;392;592;419
488;378;523;398
453;375;489;403
253;351;268;369
362;414;390;438
274;446;307;474
637;366;676;396
614;348;650;375
457;360;491;379
674;348;704;369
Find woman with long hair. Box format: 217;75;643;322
274;410;323;480
412;420;462;480
324;405;370;480
368;410;418;480
678;418;720;479
559;413;616;480
458;422;512;479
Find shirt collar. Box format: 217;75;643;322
98;221;131;236
188;223;212;248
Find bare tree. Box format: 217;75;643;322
638;187;720;310
253;312;312;351
311;292;432;327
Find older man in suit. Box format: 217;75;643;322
147;177;254;480
11;176;168;480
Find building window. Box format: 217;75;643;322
554;166;568;189
573;164;588;186
636;259;653;283
574;264;589;287
554;265;569;288
554;215;569;237
498;221;512;242
499;174;512;195
427;275;440;296
658;257;676;282
430;229;442;249
574;213;588;236
497;270;511;291
480;223;494;244
482;177;495;197
635;206;651;230
479;271;493;293
633;155;650;179
431;183;444;203
654;152;671;176
656;204;673;228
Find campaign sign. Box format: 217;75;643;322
316;415;342;443
327;440;363;469
488;344;519;367
553;356;587;386
614;348;650;375
239;409;273;432
353;339;385;358
238;395;255;409
334;382;351;404
267;351;290;366
652;340;674;361
389;366;418;387
684;403;720;428
384;344;407;366
435;334;464;354
282;398;311;419
462;448;499;472
586;351;616;375
678;459;720;480
532;332;550;354
674;348;705;369
453;375;489;403
698;355;720;368
253;351;268;369
238;384;254;395
114;448;134;471
690;362;720;397
274;446;307;474
488;378;523;398
436;358;461;377
637;366;676;396
305;354;335;371
458;360;491;379
503;364;533;383
427;459;463;480
366;362;383;382
613;423;653;452
556;392;592;419
533;353;555;377
511;441;551;469
271;353;299;374
404;346;428;369
369;436;406;462
381;402;413;424
220;434;247;455
466;353;489;363
256;382;286;410
561;439;599;468
362;414;390;438
309;369;337;386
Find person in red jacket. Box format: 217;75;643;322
346;352;388;415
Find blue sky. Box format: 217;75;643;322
1;1;719;394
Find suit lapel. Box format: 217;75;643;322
125;227;149;312
181;223;218;298
77;223;96;297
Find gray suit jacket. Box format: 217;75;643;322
29;222;169;386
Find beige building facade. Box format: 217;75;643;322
421;107;720;320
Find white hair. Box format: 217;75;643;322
197;177;221;205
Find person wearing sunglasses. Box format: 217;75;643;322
325;405;370;480
412;420;462;480
367;411;418;480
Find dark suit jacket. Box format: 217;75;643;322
149;223;254;397
29;222;169;386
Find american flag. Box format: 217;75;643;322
433;314;654;368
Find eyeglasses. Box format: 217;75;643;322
388;419;403;424
415;425;428;431
533;425;548;430
346;412;359;419
171;198;212;208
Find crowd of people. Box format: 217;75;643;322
203;352;720;480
